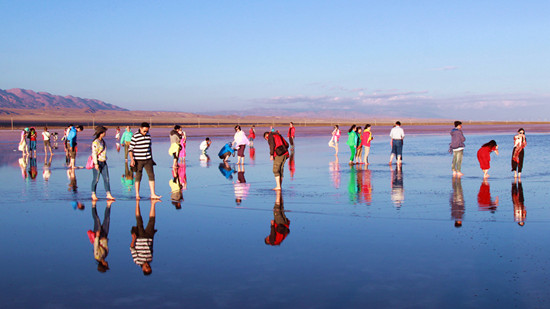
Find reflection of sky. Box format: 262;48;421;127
3;127;550;307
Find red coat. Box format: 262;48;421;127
477;146;496;170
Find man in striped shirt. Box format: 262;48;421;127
130;200;158;275
129;122;161;200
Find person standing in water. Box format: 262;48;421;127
329;125;341;156
511;128;526;179
42;127;53;157
449;121;466;177
361;124;373;165
389;121;404;165
120;126;133;161
168;125;183;168
232;125;249;165
264;130;290;190
346;125;357;165
91;126;115;201
129;122;161;200
248;125;256;147
288;122;295;148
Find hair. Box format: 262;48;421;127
454;121;462;127
140;122;150;128
518;128;525;133
173;125;181;130
44;126;48;131
348;124;356;133
263;132;270;138
235;125;241;131
334;124;339;129
395;121;401;126
356;126;362;132
364;124;371;129
77;125;84;130
290;122;294;125
482;140;497;148
454;221;462;228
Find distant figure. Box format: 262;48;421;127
361;124;373;165
389;121;404;165
477;140;499;179
67;124;84;168
199;137;212;154
354;126;362;163
450;177;465;228
390;164;404;208
218;142;235;162
232;125;249;165
115;126;121;141
42;127;53;157
346;124;357;165
248;125;256;147
512;180;526;226
179;128;187;163
120;126;133;161
329;125;341;155
52;132;59;149
91;126;115;201
288;122;295;147
18;128;29;157
511;128;526;179
87;199;113;272
265;190;290;246
129;122;161;200
449;121;466;177
264;130;290;190
130;200;159;276
169;125;183;168
28;127;37;158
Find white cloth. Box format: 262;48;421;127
42;131;50;141
233;131;250;146
389;126;405;140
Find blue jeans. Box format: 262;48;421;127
391;139;403;157
92;161;111;194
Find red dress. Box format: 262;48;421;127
477;146;496;170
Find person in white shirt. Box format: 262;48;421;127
42;127;53;157
389;121;405;165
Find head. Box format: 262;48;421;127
518;221;525;227
365;124;371;130
76;125;84;131
236;198;242;205
44;126;48;131
482;140;498;148
234;125;241;132
454;121;462;128
356;126;362;133
94;126;108;139
348;124;356;133
395;121;401;126
97;260;109;272
126;126;131;131
518;128;525;134
139;122;150;135
116;126;120;130
334;124;339;130
205;137;210;142
454;220;462;228
289;122;294;127
173;124;181;131
263;132;270;140
142;262;152;275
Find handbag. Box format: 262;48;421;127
85;155;94;169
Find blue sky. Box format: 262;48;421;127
1;1;549;120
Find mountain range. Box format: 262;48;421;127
0;88;127;112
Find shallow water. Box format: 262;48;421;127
2;126;550;308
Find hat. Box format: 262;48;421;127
94;126;108;137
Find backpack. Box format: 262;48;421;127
272;133;289;156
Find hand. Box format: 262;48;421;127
270;156;274;161
130;159;135;167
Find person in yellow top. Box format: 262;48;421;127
91;126;115;201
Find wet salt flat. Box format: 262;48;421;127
2;125;550;308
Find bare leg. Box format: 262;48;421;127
273;176;282;190
149;180;161;199
389;154;394;165
135;181;141;200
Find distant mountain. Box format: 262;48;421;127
0;88;128;111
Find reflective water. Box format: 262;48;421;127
2;126;550;308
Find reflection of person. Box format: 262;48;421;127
28;127;37;158
360;167;372;205
477;180;498;212
512;180;526;226
87;199;113;272
43;156;52;181
130;200;158;276
449;121;466;177
234;164;250;205
170;164;184;209
391;165;404;208
232;125;249;165
179;128;187;163
477;140;499;179
288;148;295;179
329;158;341;189
264;131;290;190
91;126;115;201
121;161;135;192
67;167;78;191
450;177;465;227
265;190;290;246
120;126;133;161
389;121;405;165
288;122;295;147
129;122;161;200
511;128;526;179
218;162;236;180
329;125;341;155
28;157;37;180
348;164;358;203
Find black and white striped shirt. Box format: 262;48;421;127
129;131;152;160
130;237;153;265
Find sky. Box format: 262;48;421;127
1;0;549;120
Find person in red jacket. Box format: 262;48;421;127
288;122;295;147
264;131;290;190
